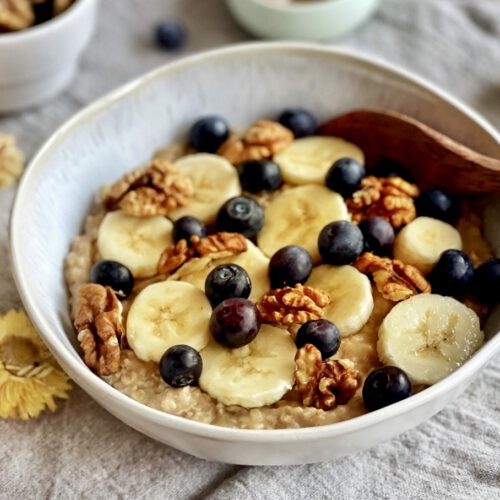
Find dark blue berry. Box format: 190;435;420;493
318;221;364;265
155;21;187;51
159;345;202;388
472;258;500;305
216;196;264;238
416;189;461;224
205;264;252;307
173;216;207;244
90;260;134;298
237;160;283;193
358;217;395;256
363;366;412;412
278;109;317;138
429;249;474;297
295;319;340;360
190;116;229;153
269;245;312;289
325;158;366;198
371;158;413;182
210;298;260;348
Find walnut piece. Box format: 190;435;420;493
256;284;330;325
354;252;431;302
217;120;293;165
102;159;194;217
157;232;247;275
294;344;361;411
347;176;420;228
0;134;25;188
0;0;34;31
74;284;124;376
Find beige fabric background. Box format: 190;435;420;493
1;0;499;498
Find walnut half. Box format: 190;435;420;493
102;159;194;217
294;344;361;411
354;252;431;302
256;284;330;325
74;284;124;376
217;120;293;165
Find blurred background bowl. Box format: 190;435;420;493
226;0;381;40
0;0;97;114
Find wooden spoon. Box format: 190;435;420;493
318;110;500;193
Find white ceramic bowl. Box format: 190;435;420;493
0;0;97;113
10;43;500;466
226;0;381;40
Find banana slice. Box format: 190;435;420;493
168;154;241;223
168;239;270;301
258;185;349;263
199;325;296;408
274;136;364;185
378;294;483;385
394;216;462;274
97;210;173;278
127;281;212;363
307;265;374;337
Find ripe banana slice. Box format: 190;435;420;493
97;210;173;278
199;325;296;408
258;185;349;263
393;216;462;274
168;239;270;301
273;136;364;185
378;294;483;385
127;281;212;363
307;265;374;337
168;153;241;223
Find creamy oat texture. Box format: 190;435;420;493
64;174;492;429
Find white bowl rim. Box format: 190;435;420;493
0;0;90;44
10;41;500;444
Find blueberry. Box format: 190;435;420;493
269;245;313;289
295;319;340;360
278;109;317;138
209;298;261;348
159;345;202;388
216;196;264;238
472;258;500;305
325;158;366;198
237;160;283;193
155;20;187;51
189;116;229;153
318;221;364;265
358;217;395;256
205;264;252;307
371;158;413;182
416;189;461;224
429;249;474;297
90;260;134;299
363;366;412;412
173;216;207;244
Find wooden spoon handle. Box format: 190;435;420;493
318;110;500;194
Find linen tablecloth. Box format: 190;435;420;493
1;1;499;498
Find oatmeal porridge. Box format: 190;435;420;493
65;110;495;429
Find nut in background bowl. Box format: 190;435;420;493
226;0;381;40
0;0;97;113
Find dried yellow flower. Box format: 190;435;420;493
0;309;71;420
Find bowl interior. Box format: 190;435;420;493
10;43;500;438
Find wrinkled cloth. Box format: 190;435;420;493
0;1;499;498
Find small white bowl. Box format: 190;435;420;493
0;0;97;113
226;0;381;40
9;43;500;465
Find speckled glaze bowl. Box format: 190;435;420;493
10;43;500;465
